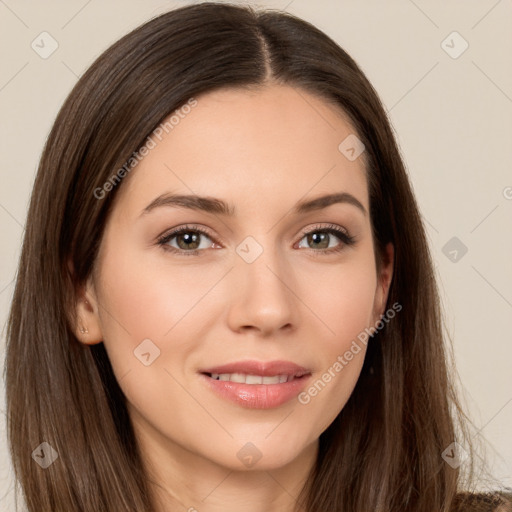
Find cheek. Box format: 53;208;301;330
297;250;378;348
97;233;210;333
292;251;377;424
93;241;216;436
94;236;227;378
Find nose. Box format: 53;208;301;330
225;242;299;337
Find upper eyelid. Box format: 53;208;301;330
158;224;217;243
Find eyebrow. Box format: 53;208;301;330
141;191;367;217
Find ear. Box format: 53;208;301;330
371;242;394;324
68;260;103;345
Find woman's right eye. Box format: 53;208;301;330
157;225;217;256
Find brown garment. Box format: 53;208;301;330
451;492;512;511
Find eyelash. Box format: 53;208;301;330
156;223;356;257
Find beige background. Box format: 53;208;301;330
1;0;511;508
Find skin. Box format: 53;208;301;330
75;84;394;512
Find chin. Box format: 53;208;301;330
205;436;315;473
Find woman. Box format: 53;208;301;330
4;2;510;511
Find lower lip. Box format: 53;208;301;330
200;374;311;409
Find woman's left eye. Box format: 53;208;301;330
296;224;356;253
157;223;355;256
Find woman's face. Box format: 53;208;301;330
79;84;393;474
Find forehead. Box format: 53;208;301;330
112;84;368;221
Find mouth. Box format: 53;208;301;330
199;360;312;409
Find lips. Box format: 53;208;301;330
199;360;312;409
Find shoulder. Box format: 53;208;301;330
451;491;512;512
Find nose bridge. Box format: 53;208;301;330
226;233;298;334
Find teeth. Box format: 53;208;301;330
209;373;294;384
246;375;263;384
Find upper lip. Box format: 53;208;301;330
200;360;311;377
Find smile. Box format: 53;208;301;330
199;360;312;409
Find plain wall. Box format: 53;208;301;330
1;0;511;508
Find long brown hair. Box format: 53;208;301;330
4;3;509;511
